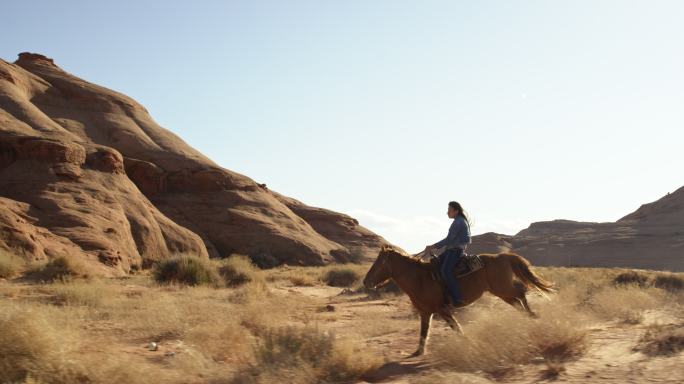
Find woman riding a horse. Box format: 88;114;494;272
424;201;471;308
363;201;554;356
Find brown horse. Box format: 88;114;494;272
363;245;554;357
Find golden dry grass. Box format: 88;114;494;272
263;263;371;289
435;305;589;375
0;249;23;278
0;263;681;383
25;255;92;282
322;267;361;287
635;324;684;356
433;266;681;378
153;254;221;286
0;301;162;384
231;326;381;384
217;254;265;287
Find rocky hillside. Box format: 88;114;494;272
471;186;684;271
0;52;390;275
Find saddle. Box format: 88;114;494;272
429;253;484;282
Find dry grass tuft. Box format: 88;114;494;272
288;273;318;286
635;324;684;356
0;249;24;278
218;255;263;287
47;279;116;307
0;302;169;384
153;254;220;286
588;286;665;323
613;271;650;287
323;267;361;287
653;274;684;293
435;304;588;375
26;255;91;282
0;303;82;383
540;361;566;381
231;326;381;384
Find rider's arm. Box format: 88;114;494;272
432;218;463;248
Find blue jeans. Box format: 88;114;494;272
440;248;464;304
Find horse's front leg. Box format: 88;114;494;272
409;312;433;357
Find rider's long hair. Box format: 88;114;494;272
448;201;469;225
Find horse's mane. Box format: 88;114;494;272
380;246;433;269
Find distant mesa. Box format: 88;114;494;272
471;186;684;271
0;52;392;275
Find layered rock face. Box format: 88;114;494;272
471;186;684;271
0;53;389;274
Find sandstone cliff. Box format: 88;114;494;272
0;53;390;274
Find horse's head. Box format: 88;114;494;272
363;245;395;289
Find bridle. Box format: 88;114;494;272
373;251;394;288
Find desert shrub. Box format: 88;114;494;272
0;249;23;278
653;274;684;293
289;274;318;286
26;255;90;282
635;324;684;356
435;305;587;375
323;267;360;287
250;251;279;269
540;361;566;381
153;254;220;286
347;247;366;263
232;326;381;383
218;255;263;287
613;271;650;287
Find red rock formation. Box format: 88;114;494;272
0;53;390;274
471;186;684;271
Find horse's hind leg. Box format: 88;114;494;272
500;296;525;311
519;294;538;318
439;310;464;335
409;312;433;357
499;295;538;318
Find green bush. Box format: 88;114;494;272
153;255;220;286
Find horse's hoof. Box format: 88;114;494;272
407;350;423;358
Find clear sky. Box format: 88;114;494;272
3;1;683;252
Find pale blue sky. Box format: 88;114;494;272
3;1;683;252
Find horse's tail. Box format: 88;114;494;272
506;253;555;293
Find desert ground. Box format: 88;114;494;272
1;251;683;384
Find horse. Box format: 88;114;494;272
363;245;554;357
